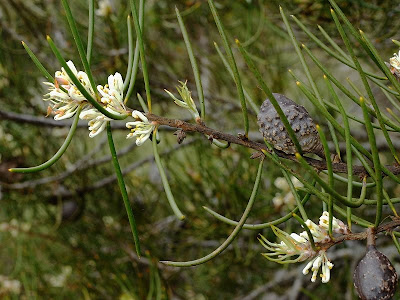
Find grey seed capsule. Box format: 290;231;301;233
354;232;398;300
257;93;324;157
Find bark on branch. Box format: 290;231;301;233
145;113;400;178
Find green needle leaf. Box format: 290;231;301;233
87;0;94;65
203;189;312;230
161;159;264;267
360;98;383;227
208;0;249;137
295;153;363;208
21;41;53;83
61;0;97;96
152;129;185;220
107;122;141;257
331;9;400;164
129;0;151;112
10;105;83;173
176;6;205;120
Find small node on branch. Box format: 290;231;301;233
173;129;186;144
250;152;265;160
237;133;248;141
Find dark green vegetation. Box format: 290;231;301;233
1;0;400;298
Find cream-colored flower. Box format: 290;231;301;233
80;73;127;138
97;72;125;114
96;0;112;17
389;51;400;71
274;177;289;190
126;110;155;146
43;60;94;120
302;251;333;283
303;219;330;243
259;226;316;264
272;176;303;209
319;211;350;234
80;108;111;138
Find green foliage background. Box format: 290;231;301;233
1;0;400;299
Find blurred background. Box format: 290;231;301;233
1;0;400;298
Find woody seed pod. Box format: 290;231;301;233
353;228;398;300
257;93;324;157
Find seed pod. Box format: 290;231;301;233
353;228;398;300
257;93;324;157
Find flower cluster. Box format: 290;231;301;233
126;110;155;146
79;72;126;138
272;176;303;209
43;62;156;144
43;61;94;120
165;81;199;120
258;212;349;283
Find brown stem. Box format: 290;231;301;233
145;113;400;178
367;227;376;246
321;218;400;249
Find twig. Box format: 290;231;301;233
321;217;400;249
0;109;127;129
145;113;400;178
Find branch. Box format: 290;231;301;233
0;109;127;129
145;113;400;178
322;217;400;249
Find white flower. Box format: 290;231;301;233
258;226;316;264
45;266;72;288
165;81;199;120
388;51;400;79
390;51;400;71
80;108;111;138
97;72;125;114
302;251;333;283
96;0;112;17
272;176;303;209
274;177;289;190
303;219;330;243
319;211;350;234
80;72;127;138
126;110;155;146
0;275;21;294
43;61;95;120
